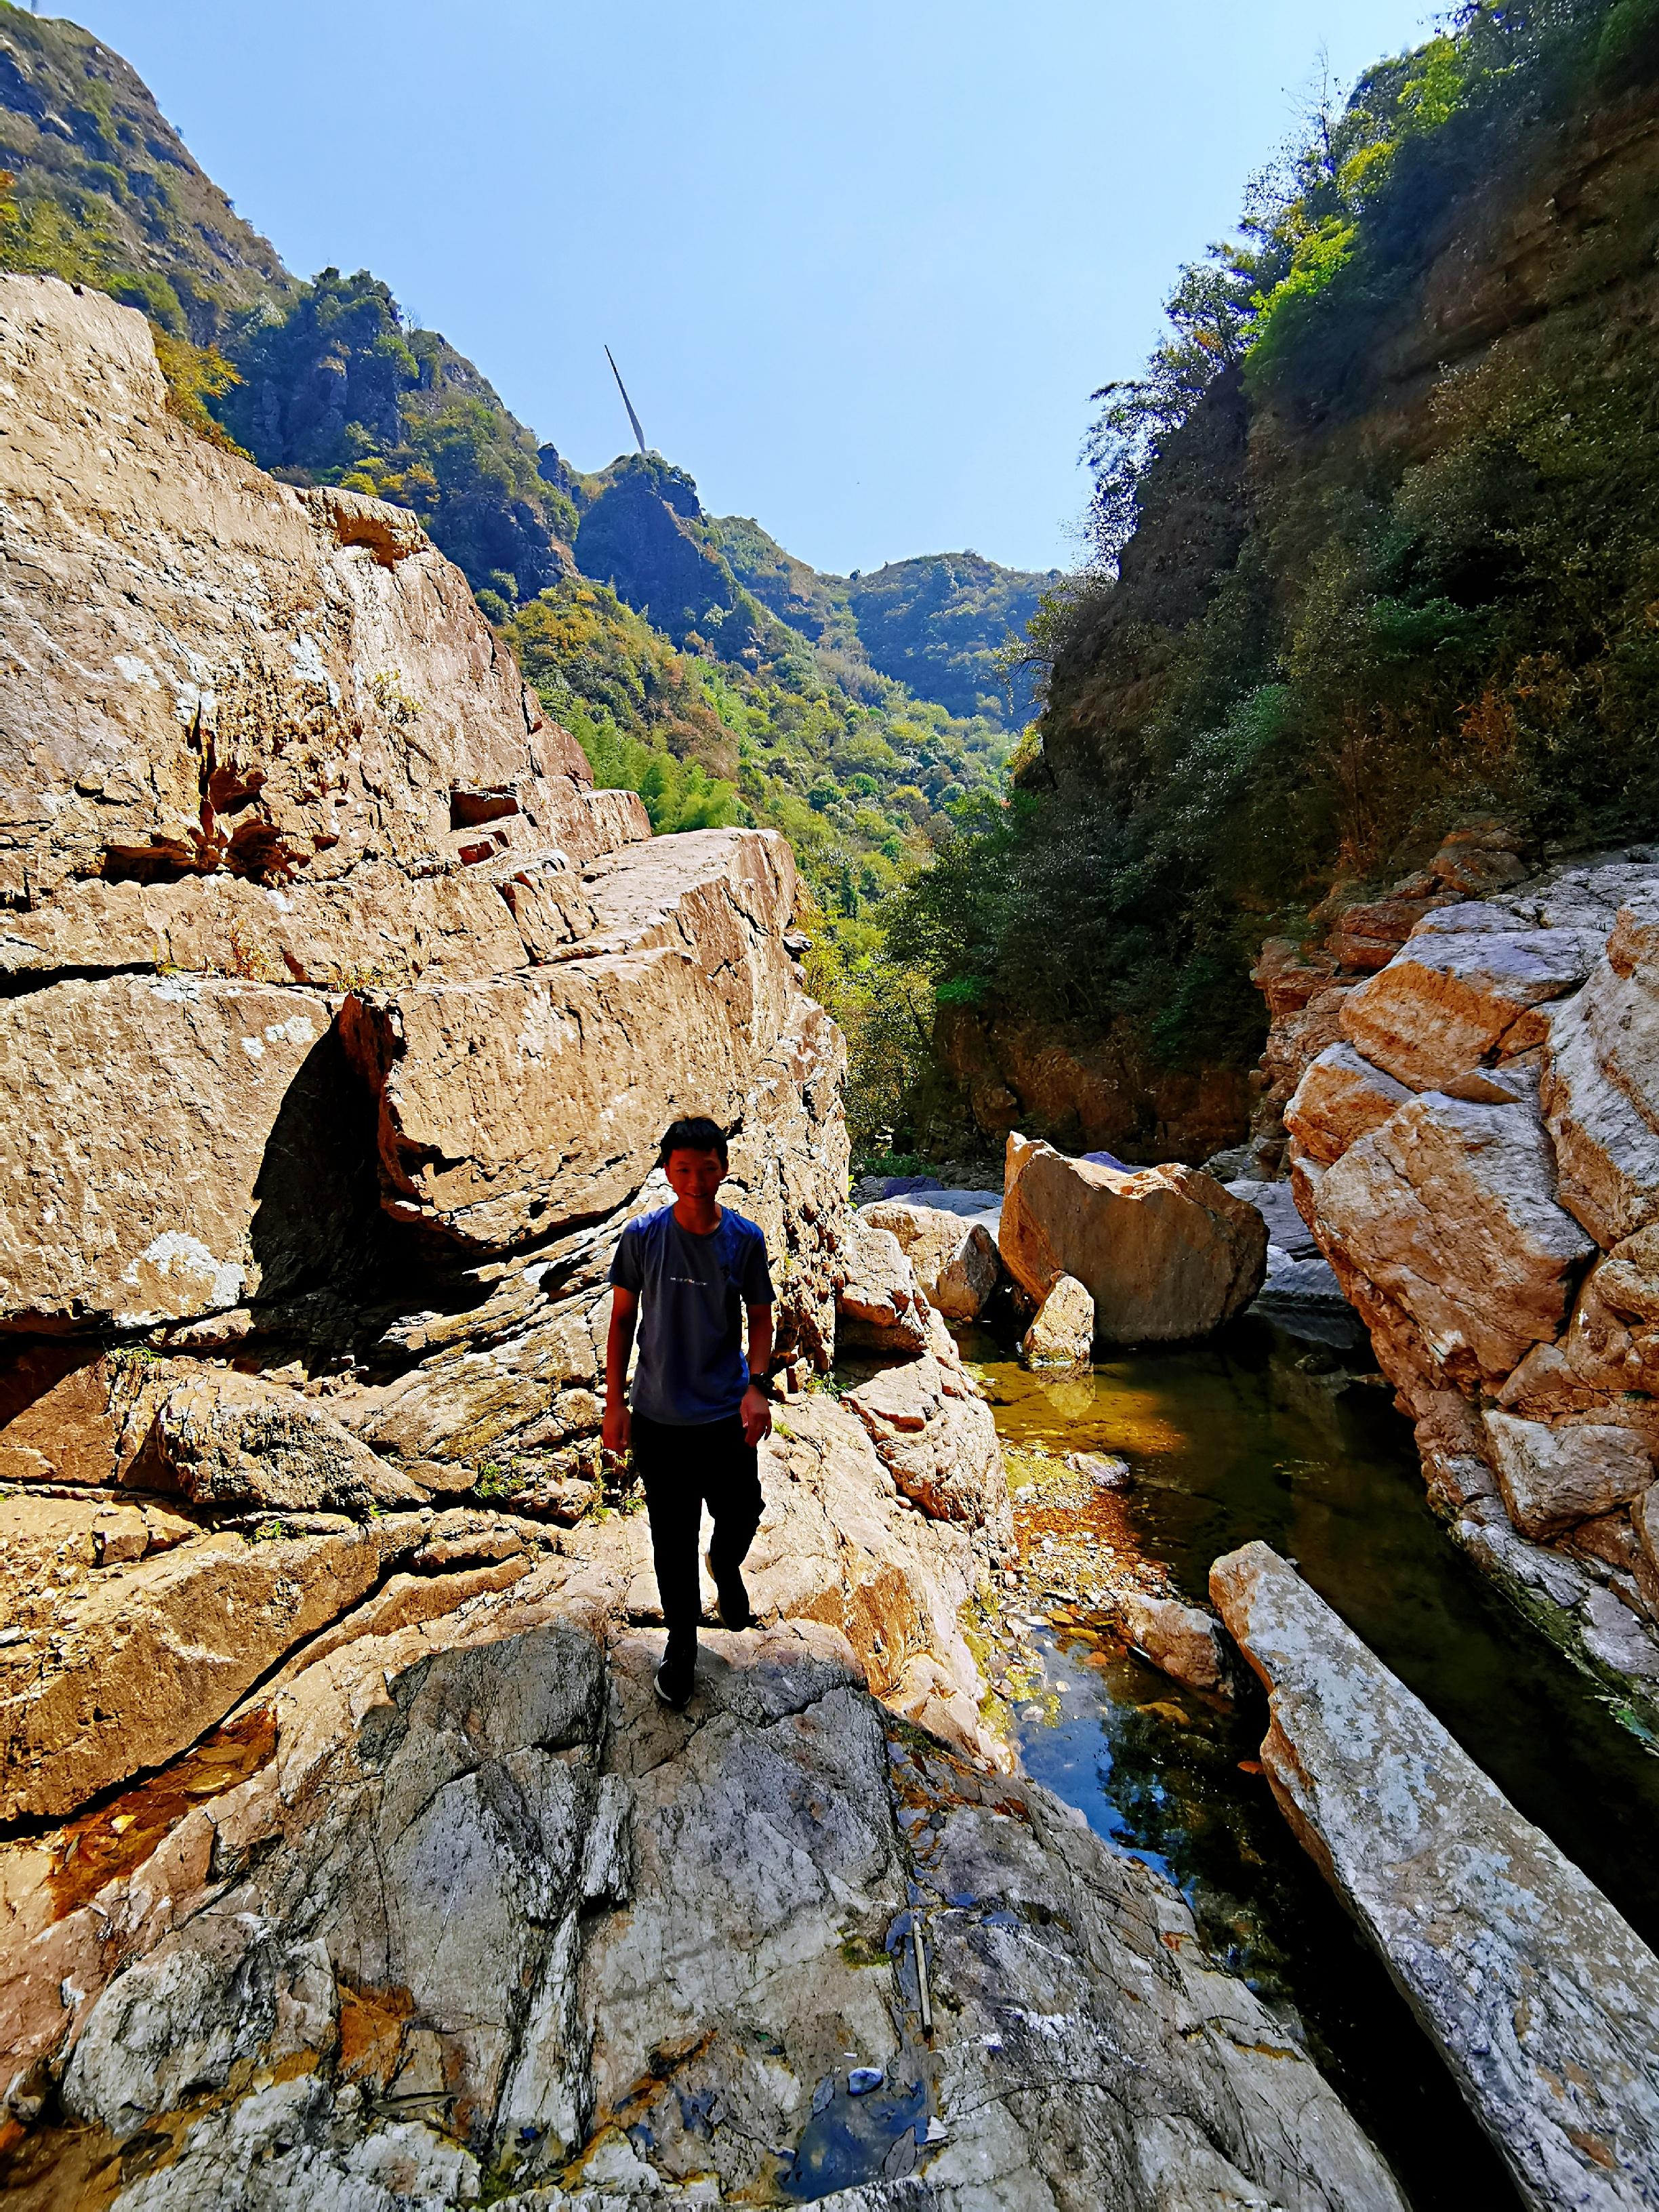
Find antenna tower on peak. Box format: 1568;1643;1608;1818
605;345;648;456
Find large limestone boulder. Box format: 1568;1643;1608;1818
1214;1542;1659;2212
839;1337;1012;1551
1284;1040;1411;1166
1542;903;1659;1248
341;829;808;1250
857;1197;1000;1319
0;276;642;935
999;1133;1266;1343
0;977;359;1329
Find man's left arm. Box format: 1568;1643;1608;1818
741;1304;774;1445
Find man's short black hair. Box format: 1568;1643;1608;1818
658;1116;729;1167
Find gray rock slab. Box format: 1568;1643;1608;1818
1212;1540;1659;2212
914;1187;1003;1227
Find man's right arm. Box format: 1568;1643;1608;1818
602;1284;638;1455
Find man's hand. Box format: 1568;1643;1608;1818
740;1382;772;1447
601;1398;631;1458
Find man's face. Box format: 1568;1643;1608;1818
664;1147;726;1204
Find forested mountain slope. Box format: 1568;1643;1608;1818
900;0;1659;1159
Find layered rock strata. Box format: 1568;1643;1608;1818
1271;846;1659;1710
0;280;1405;2203
1214;1542;1659;2212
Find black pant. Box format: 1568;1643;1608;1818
630;1411;762;1635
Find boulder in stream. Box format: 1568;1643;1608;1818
859;1197;1001;1319
1000;1132;1266;1343
1019;1271;1094;1366
1212;1538;1659;2212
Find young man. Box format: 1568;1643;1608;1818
602;1116;775;1708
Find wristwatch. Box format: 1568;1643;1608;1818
747;1372;775;1398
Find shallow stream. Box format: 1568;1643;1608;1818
956;1315;1659;2212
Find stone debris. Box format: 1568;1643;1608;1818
1214;1540;1659;2212
999;1132;1266;1344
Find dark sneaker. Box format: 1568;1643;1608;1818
653;1636;697;1709
706;1551;753;1632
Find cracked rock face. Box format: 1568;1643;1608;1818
855;1203;1000;1323
1271;847;1659;1713
1214;1542;1659;2212
1;1595;1406;2212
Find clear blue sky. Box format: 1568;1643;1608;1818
66;0;1439;574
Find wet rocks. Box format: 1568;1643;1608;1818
1214;1540;1659;2212
1114;1587;1235;1698
1019;1271;1094;1366
1000;1132;1266;1343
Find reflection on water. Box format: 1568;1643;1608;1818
961;1317;1659;2212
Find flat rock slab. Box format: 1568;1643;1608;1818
2;1597;1406;2211
1212;1540;1659;2212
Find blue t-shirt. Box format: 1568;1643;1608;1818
609;1204;775;1425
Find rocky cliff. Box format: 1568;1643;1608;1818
0;278;1409;2206
916;21;1659;1162
1265;830;1659;1721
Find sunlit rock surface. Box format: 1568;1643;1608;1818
999;1132;1265;1343
0;279;1403;2205
1271;845;1659;1713
3;1594;1407;2211
1214;1541;1659;2212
